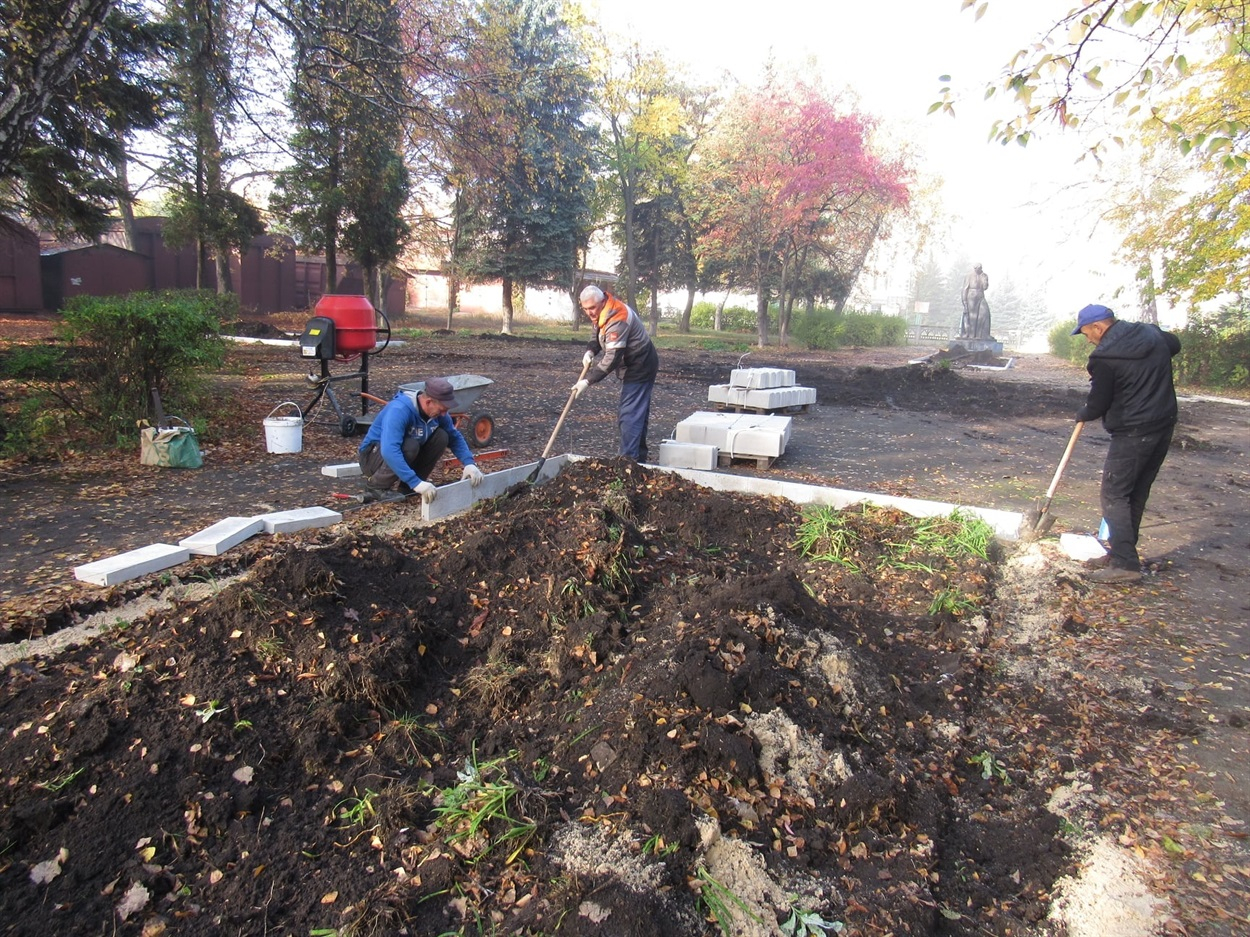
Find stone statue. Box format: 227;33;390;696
960;263;992;340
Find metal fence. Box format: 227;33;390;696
906;325;956;345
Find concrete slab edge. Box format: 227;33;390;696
644;463;1025;542
422;456;568;520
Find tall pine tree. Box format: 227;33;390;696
453;0;596;334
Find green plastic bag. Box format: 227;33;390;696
139;418;203;469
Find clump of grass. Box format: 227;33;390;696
37;767;86;793
335;788;379;826
429;746;537;865
928;587;980;618
792;505;861;570
694;865;760;934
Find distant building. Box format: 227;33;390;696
0;221;42;312
41;243;150;310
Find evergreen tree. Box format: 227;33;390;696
160;0;263;293
453;0;597;334
1;0;171;236
911;253;952;328
270;0;415;308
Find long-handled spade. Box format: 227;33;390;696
1020;421;1084;539
525;359;592;484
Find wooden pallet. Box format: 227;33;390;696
718;452;777;470
713;402;810;415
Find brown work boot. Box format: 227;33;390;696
1084;565;1142;584
1081;554;1112;570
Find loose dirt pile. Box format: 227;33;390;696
0;457;1131;937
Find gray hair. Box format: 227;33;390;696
579;284;605;304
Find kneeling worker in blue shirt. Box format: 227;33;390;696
357;376;483;503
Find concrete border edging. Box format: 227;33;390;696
633;460;1024;541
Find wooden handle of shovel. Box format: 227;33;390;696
1042;421;1085;501
539;359;592;460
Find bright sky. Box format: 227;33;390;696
589;0;1144;324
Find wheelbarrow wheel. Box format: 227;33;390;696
467;412;494;448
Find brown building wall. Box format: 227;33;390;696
128;217;214;292
237;234;296;313
41;244;150;310
0;223;43;311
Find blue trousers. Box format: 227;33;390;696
360;427;448;490
618;379;654;461
1100;425;1173;570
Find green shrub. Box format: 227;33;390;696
1;344;70;381
1048;320;1091;364
0;393;74;460
689;301;760;333
1175;303;1250;389
791;307;908;350
57;290;231;437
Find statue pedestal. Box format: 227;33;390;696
950;339;1003;355
909;338;1012;370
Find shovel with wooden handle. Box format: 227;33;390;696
525;359;592;484
1020;421;1084;539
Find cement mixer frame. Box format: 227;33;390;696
298;295;392;437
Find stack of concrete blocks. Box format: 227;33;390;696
656;439;719;470
708;367;817;412
671;411;792;463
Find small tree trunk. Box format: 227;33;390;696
777;253;791;347
364;265;382;311
500;276;514;334
112;133;137;252
446;272;459;331
756;285;769;348
648;280;660;336
715;290;729;331
680;286;694;333
215;248;232;295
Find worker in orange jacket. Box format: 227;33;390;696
572;285;660;462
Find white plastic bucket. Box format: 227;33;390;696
263;402;303;453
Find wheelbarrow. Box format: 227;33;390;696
397;374;495;448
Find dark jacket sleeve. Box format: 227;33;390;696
1075;359;1115;423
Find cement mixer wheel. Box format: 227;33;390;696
339;415;357;437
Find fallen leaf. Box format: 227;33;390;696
116;881;150;921
29;848;68;885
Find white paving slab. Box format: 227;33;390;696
422;456;568;520
708;384;816;410
179;516;266;556
74;543;193;586
652;464;1025;542
321;462;363;477
729;367;796;389
257;506;343;534
657;441;719;470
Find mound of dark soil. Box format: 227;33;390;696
0;460;1073;936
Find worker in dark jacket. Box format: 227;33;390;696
357;377;482;503
572;285;660;461
1072;304;1181;583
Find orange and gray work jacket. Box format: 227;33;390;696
585;293;659;385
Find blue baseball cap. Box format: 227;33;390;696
1071;304;1114;335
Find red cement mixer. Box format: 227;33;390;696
299;295;392;436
